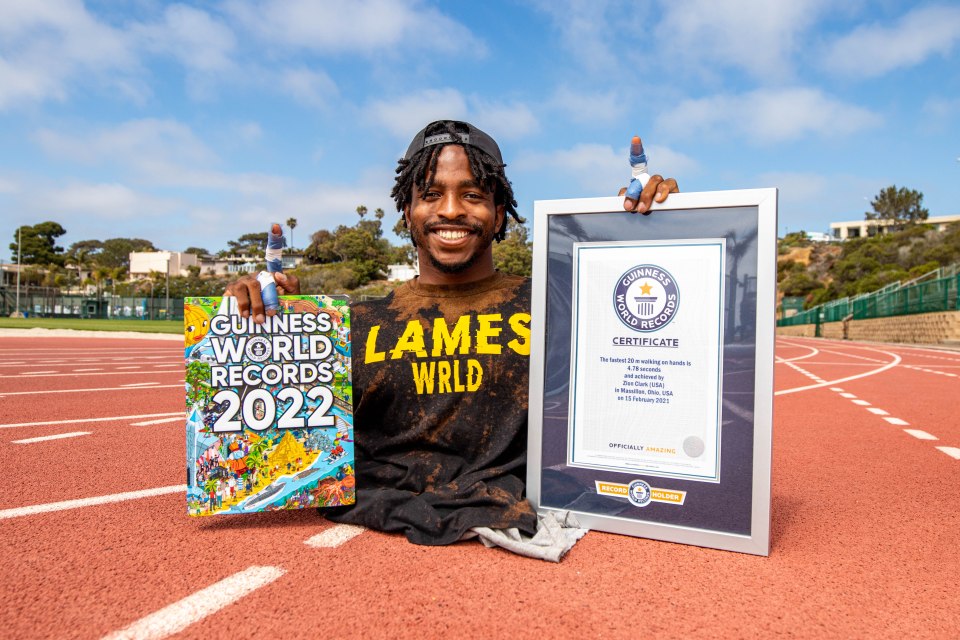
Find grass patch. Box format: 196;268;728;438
0;317;181;334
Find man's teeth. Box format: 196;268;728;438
436;229;469;240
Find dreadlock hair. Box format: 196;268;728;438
391;120;523;244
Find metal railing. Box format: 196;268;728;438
778;265;960;327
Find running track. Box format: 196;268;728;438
1;335;957;639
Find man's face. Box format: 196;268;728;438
406;145;505;285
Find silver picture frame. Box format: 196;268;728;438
527;189;777;556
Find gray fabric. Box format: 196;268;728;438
466;510;588;563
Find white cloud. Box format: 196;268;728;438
365;89;469;137
757;171;829;204
531;0;619;72
657;88;882;144
548;86;625;125
36;119;216;169
364;89;539;141
0;176;19;194
471;101;540;140
33;118;298;196
654;0;833;80
42;182;179;220
235;121;263;143
225;0;485;56
824;5;960;77
279;67;339;108
0;0;137;109
133;4;236;73
515;142;698;194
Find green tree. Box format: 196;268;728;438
303;229;339;264
184;247;210;258
865;185;929;229
10;221;67;266
286;217;297;248
493;218;533;277
225;232;268;256
98;238;156;269
66;237;155;270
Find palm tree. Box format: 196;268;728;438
286;217;298;248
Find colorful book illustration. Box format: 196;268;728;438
184;295;354;516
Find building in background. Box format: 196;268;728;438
830;214;960;240
129;251;198;278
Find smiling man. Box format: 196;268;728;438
226;120;678;551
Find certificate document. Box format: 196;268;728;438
568;239;726;482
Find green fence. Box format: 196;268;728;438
0;288;184;321
779;270;960;327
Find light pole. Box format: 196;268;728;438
15;226;21;317
165;255;170;321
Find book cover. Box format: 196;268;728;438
184;295;354;516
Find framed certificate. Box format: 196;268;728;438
527;189;777;555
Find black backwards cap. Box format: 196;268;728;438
403;120;503;165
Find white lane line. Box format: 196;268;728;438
936;447;960;460
131;417;182;426
73;368;103;372
304;524;366;548
830;387;845;392
0;383;182;397
817;347;889;364
0;412;181;429
867;408;889;415
852;399;871;406
776;345;902;396
102;565;285;640
903;429;938;441
116;366;142;370
0;485;185;520
12;431;91;444
0;370;181;379
775;341;820;362
122;382;161;387
840;393;857;398
883;417;909;426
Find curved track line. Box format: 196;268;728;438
776;340;820;363
776;345;902;396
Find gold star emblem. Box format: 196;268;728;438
639;281;653;295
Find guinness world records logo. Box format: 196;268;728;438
245;336;271;362
613;264;680;332
627;479;652;507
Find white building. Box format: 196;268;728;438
830;214;960;240
387;263;419;281
129;251;198;278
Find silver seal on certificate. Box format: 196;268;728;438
568;239;726;483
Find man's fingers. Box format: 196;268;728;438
224;281;250;318
247;278;266;323
274;272;301;295
634;175;663;214
654;177;679;203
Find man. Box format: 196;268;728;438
226;120;678;546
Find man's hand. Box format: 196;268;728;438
223;271;300;324
620;175;679;214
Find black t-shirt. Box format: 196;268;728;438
327;272;538;544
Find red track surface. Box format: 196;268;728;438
2;335;958;639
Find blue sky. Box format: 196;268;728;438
2;0;959;262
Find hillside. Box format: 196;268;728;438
777;223;960;309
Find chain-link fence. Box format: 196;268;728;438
0;288;184;320
778;270;960;327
